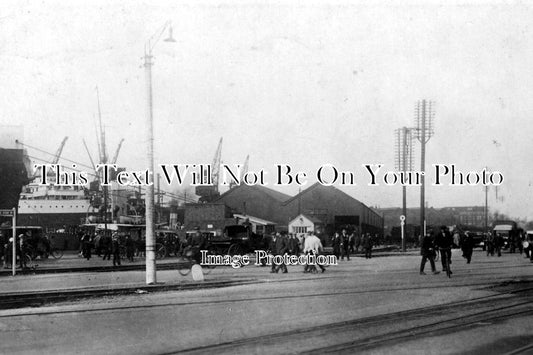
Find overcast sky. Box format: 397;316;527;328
1;0;532;220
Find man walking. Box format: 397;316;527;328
268;232;288;273
486;232;495;256
494;233;504;257
435;226;453;274
362;233;373;259
340;229;350;261
112;233;121;267
303;231;326;273
102;232;112;261
461;232;475;264
81;232;92;260
125;235;135;262
420;232;439;275
331;232;342;259
288;234;300;256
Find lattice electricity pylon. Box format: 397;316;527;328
394;127;414;172
413;99;435;143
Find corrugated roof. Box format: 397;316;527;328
294;213;324;224
282;182;362;206
216;184;291;203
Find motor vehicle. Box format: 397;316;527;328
465;231;485;249
492;220;519;249
200;225;267;255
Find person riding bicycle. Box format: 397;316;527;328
435;226;453;274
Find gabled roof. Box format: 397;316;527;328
282;182;362;206
300;213;324;224
288;213;324;225
216;184;291;203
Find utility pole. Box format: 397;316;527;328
414;100;435;239
395;127;413;252
157;173;161;224
143;21;176;285
96;87;108;231
485;184;489;236
298;187;302;215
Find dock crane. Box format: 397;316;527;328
111;138;124;164
229;154;249;189
33;136;69;180
196;137;223;202
51;136;68;165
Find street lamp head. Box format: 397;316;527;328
164;26;176;43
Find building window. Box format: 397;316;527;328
293;226;308;234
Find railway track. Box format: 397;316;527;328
0;269;531;312
1;272;530;314
1;271;531;354
0;261;184;276
169;284;533;354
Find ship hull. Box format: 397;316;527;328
17;199;97;230
17;212;96;229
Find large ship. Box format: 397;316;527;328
17;182;97;228
17;176;148;230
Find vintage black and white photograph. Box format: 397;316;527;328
1;1;532;354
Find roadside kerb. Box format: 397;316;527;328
0;277;261;310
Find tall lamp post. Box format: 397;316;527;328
144;21;175;285
414;100;435;239
395;126;414;252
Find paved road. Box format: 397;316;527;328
0;249;532;354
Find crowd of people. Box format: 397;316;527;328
1;231;52;269
330;229;376;260
78;231;137;267
419;226;533;276
260;229;377;274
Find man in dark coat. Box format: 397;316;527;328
435;226;453;273
420;233;439;275
331;232;342;259
461;232;475;264
125;235;135;262
349;232;355;254
287;234;300;256
101;233;112;261
362;233;373;259
486;232;495;256
81;233;92;260
268;232;288;273
112;233;121;267
494;233;504;257
340;229;350;261
190;229;206;264
19;234;29;269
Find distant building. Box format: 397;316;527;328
378;205;490;237
288;213;325;239
183;203;234;233
215;185;291;226
216;183;383;236
443;206;486;226
282;183;383;236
